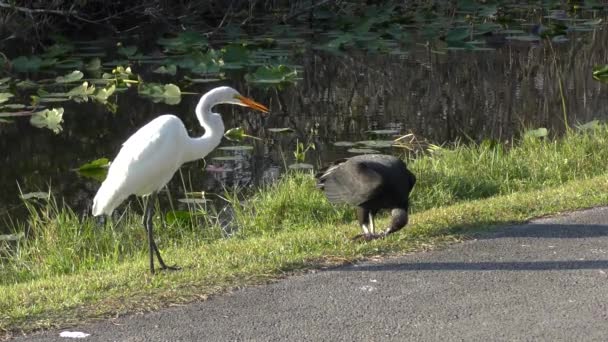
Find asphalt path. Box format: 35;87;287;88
10;207;608;341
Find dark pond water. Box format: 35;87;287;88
1;3;608;230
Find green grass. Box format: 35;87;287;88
3;125;608;336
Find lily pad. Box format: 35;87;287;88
446;28;470;42
334;141;356;147
224;127;261;141
357;140;394;148
347;148;380;154
55;70;84;83
157;31;207;53
95;85;116;102
85;58;101;71
11;56;42;72
221;44;250;69
66;82;96;102
1;104;25;109
183;76;222;83
30;107;64;133
138;83;181;105
117;45;137;57
75;158;110;181
366;129;399;135
245;65;299;86
0;93;14;104
153;65;177;76
505;35;541;42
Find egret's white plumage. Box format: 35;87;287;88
91;86;269;273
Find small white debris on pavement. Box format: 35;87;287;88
59;331;90;338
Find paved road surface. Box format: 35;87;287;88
11;207;608;341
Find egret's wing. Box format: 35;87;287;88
93;116;185;215
319;160;384;206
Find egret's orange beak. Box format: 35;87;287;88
236;95;269;114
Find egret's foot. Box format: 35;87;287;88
351;233;383;241
161;264;181;271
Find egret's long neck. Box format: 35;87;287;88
182;96;225;163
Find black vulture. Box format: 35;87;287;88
316;154;416;240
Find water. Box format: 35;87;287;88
1;5;608;229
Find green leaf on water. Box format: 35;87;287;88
157;31;208;53
0;93;14;104
55;70;84;83
77;158;110;171
245;65;299;87
357;140;394;148
95;84;116;102
506;35;541;42
221;44;250;69
334;141;356;147
66;81;96;102
138;83;181;105
153;65;177;76
30;107;64;133
11;56;42;72
162;84;181;105
16;80;38;89
43;43;74;58
224;127;262;141
75;158;109;181
117;45;137;57
446;28;470;42
347;148;380;154
85;58;101;71
366;129;399;135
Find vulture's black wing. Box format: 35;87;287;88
317;158;384;206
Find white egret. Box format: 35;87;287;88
316;154;416;241
92;86;269;273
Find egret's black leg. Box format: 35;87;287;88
143;193;156;274
144;193;180;273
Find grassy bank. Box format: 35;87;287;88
2;125;608;335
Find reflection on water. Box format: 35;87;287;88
1;26;608;227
